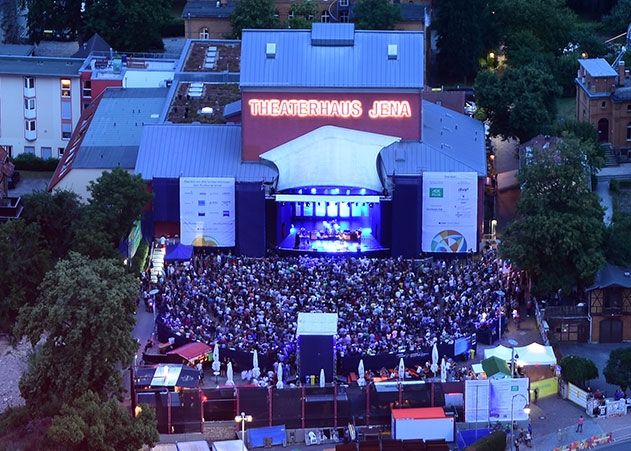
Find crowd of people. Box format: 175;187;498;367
147;249;520;376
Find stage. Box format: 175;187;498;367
278;232;388;255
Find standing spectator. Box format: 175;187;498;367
576;415;584;433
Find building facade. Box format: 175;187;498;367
0;56;83;159
576;58;631;152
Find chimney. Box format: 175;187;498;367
619;60;625;86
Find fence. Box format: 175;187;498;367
138;381;465;434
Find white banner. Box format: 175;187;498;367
488;378;530;422
421;172;478;253
179;177;235;247
465;380;490;423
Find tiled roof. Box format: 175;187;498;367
240;24;424;88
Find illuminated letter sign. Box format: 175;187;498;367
248;99;412;119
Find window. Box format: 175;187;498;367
61;101;72;120
288;10;294;19
1;145;12;158
61;79;71;97
321;10;331;22
24;146;35;154
82;80;92;97
601;101;607;109
199;27;209;39
41;147;52;159
24;77;34;89
62;122;72;139
627;122;631;141
339;10;349;22
58;147;65;156
83;102;91;110
24;98;35;110
339;0;349;6
25;119;36;131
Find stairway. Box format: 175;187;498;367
150;244;165;283
602;143;618;167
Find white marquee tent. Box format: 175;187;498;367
484;343;556;366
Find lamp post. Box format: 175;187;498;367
510;394;530;451
235;411;253;451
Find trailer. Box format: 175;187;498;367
391;407;454;442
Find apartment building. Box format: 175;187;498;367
0;56;84;159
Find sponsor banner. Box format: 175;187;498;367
422;172;478;253
179;177;235;247
465;380;491;423
488;378;530;422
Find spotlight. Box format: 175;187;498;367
298;189;303;194
311;188;317;194
281;202;286;206
346;189;351;195
369;203;374;207
360;188;366;195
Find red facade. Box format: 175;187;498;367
241;91;422;161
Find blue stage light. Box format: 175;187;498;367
332;188;340;195
360;188;366;195
298;189;303;194
311;188;317;194
346;189;351;195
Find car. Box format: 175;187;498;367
7;171;20;189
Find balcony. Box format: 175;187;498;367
23;86;35;98
24;107;36;120
24;129;36;141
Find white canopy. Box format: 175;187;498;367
297;312;338;336
484;343;557;366
260;125;400;192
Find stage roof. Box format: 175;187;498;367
240;24;424;89
260;125;400;192
297;312;338;336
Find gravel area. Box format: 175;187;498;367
0;337;31;412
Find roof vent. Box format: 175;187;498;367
200;106;214;115
266;42;276;59
388;44;398;60
150;113;159;119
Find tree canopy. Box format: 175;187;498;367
353;0;401;31
500;135;605;294
0;220;51;332
47;391;158;451
603;347;631;391
475;64;561;142
560;355;599;389
604;213;631;265
230;0;280;38
85;168;152;249
16;252;139;410
287;0;318;29
21;190;83;260
603;0;631;35
82;0;171;51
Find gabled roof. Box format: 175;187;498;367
0;44;34;56
588;263;631;290
182;0;236;18
240;24;424;89
0;55;84;77
579;58;617;78
73;33;113;58
134;124;276;182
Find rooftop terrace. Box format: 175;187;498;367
182;41;241;73
166;82;241;124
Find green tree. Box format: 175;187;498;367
230;0;280;38
22;0;85;43
475;64;561;142
1;0;21;43
287;0;318;29
47;391;158;451
353;0;401;31
604;214;631;265
86;168;152;248
603;0;631;35
82;0;170;51
560;355;599;389
21;190;83;260
0;220;51;332
603;347;631;391
500;135;605;294
434;0;498;82
72;207;122;259
16;253;138;411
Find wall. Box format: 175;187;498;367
0;74;80;158
236;182;266;256
590;316;631;343
55;168;118;201
391;176;422;257
241;91;422;160
90;78;123;101
185;17;233;40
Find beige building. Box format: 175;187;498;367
0;56;84;159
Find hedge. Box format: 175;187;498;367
12;153;59;171
465;430;507;451
131;240;150;274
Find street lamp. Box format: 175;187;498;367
235;412;253;451
510;394;530;451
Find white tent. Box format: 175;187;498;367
276;362;284;389
320;368;326;388
431;343;439;377
252;350;260;379
358;359;366;386
226;362;235;386
484;343;556;366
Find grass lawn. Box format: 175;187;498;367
555;97;576;124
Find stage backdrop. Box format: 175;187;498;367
422;172;478;253
179;177;235;247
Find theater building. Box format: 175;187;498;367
133;23;486;257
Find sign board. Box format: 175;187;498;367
488;378;530;422
465;380;490;423
247;98;412;119
127;219;143;259
567;382;589;409
179;177;235;247
422;172;478;253
296;312;338;336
